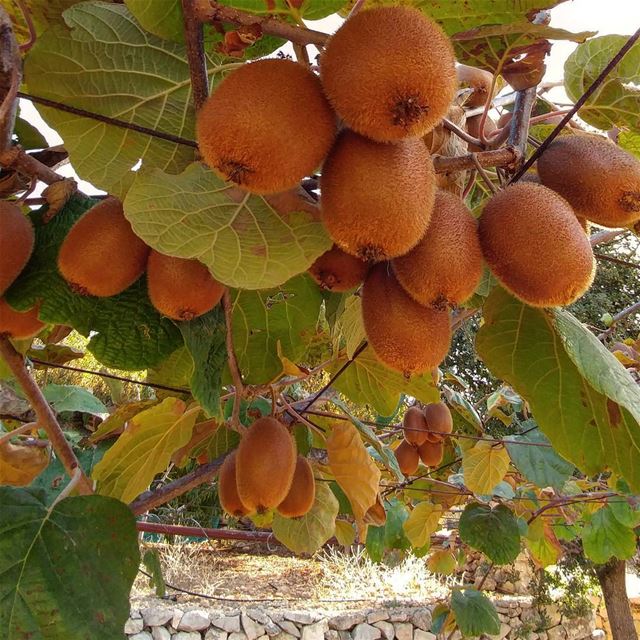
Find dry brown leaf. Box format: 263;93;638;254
0;439;50;486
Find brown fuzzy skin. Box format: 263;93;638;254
361;264;452;376
277;456;316;518
537;135;640;227
392;191;483;309
479;183;596;307
321;6;456;142
457;64;494;108
417;440;444;467
320;130;435;262
218;451;250;518
58;197;150;297
0;202;34;296
236;417;297;514
466;115;497;152
0;298;44;339
423;402;453;441
197;59;336;195
147;250;225;321
395;439;419;476
403;406;429;446
308;245;369;291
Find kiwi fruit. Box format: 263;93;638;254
392;190;483;309
417;439;444;467
0;298;44;339
478;183;595;307
0;202;34;296
320;130;435;262
403;406;429;446
308;244;369;291
235;416;296;513
196;58;336;195
395;439;419;476
362;264;452;376
466;115;497;152
423;402;453;441
277;455;316;518
58;197;149;297
537;135;640;227
321;6;456;142
457;64;494;108
147;250;225;321
218;451;250;518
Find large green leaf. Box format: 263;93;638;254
0;0;78;45
41;384;107;415
459;502;521;565
0;488;139;639
124;0;186;42
565;35;640;131
476;288;640;491
450;589;501;637
5;196;182;371
582;503;638;564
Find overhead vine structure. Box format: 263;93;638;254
1;1;640;639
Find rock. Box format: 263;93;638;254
410;610;431;631
180;610;212;632
330;614;365;631
389;612;409;623
413;632;436;640
301;620;329;640
173;611;184;630
591;632;605;639
546;627;567;640
393;623;413;640
142;607;174;627
151;628;170;640
125;618;145;635
213;616;242;633
131;609;142;619
229;633;249;640
338;631;352;640
367;611;389;624
286;612;317;625
278;621;301;637
488;623;510;640
247;610;271;626
129;633;152;640
502;581;516;594
242;613;266;640
205;630;229;640
325;631;340;640
272;634;297;640
352;624;381;640
264;622;281;636
373;621;394;640
174;634;203;640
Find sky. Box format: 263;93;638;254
19;0;640;196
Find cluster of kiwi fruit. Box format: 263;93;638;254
218;416;316;519
394;402;453;476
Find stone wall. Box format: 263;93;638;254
123;597;601;640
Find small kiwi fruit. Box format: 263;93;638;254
361;264;452;376
147;250;225;321
478;183;595;307
308;244;369;291
423;402;453;441
218;451;250;517
277;456;316;518
197;58;336;194
457;64;495;108
403;406;429;446
320;130;435;262
321;6;457;142
392;190;483;309
235;417;297;514
417;439;444;467
0;202;34;296
57;197;149;297
395;439;420;476
466;115;497;152
0;298;44;339
537;135;640;227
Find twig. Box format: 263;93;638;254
433;147;519;174
506;86;537;168
292;43;310;66
181;0;209;111
442;118;481;147
0;145;65;184
470;153;498;194
0;337;93;494
16;0;36;53
591;229;626;247
0;421;38;446
594;252;640;270
136;521;272;542
597;300;640;340
51;467;83;507
222;289;244;430
0;6;21;150
461;169;477;200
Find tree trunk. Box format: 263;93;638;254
595;558;637;640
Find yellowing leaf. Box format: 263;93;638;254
403;501;443;548
327;422;381;522
334;519;356;547
92;397;199;502
88;400;159;444
333;294;366;359
463;441;510;495
0;440;50;486
526;517;561;568
427;549;458;575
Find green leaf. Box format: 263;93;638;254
142;548;166;598
476;288;640;492
332;294;366;359
565;35;640;131
403;501;443;549
582;504;638;564
334;519;356;547
384;498;411;550
146;347;194;392
191;426;240;463
459;502;521;565
125;164;330;290
179;306;226;419
450;589;501;637
225;0;345;20
0;488;139;639
366;524;385;563
5;196;182;370
505;425;575;490
40;383;107;416
13;115;48;150
272;481;338;554
619;131;640;159
124;0;186;42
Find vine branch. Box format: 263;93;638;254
222;289;244;430
181;0;209;111
0;145;65;185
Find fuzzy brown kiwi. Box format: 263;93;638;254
478;183;595;307
466;115;497;152
320;130;435;262
57;197;149;297
0;298;44;339
0;202;34;296
218;451;250;517
196;59;336;195
235;417;297;514
403;406;429;446
457;64;495;108
417;439;444;467
423;402;453;442
147;250;224;321
361;264;452;376
395;439;420;476
321;6;456;142
537;135;640;227
308;245;369;291
392;190;483;309
277;456;316;518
